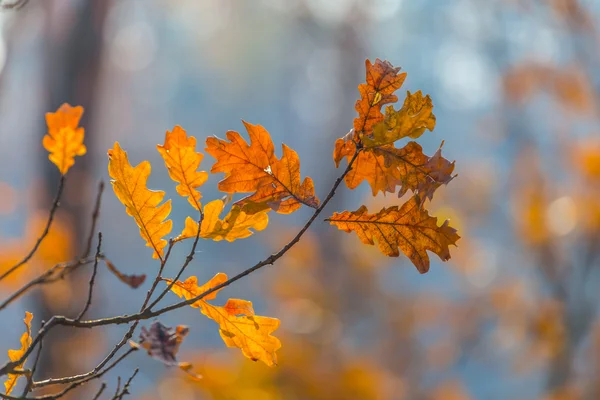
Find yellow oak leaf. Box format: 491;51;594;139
157;126;208;210
108;142;172;259
364;90;436;147
177;199;268;242
166;274;281;366
4;312;33;395
42;103;86;175
205;121;319;214
327;196;460;273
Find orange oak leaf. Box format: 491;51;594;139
4;312;33;395
205;121;319;214
338;140;455;199
327;196;460;273
42;104;86;175
165;273;281;366
130;322;201;380
364;90;436;147
157;126;208;211
354;59;407;139
108;142;172;259
177;199;268;242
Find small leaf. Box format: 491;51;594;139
42;104;86;175
157;126;208;211
103;258;146;289
206;121;319;214
327;196;460;273
166;274;281;366
130;322;202;380
4;312;33;395
177;199;268;242
364;90;436;147
353;59;407;139
107;142;172;259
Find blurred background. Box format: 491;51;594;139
1;0;600;399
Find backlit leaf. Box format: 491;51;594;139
166;274;281;366
327;196;460;273
4;312;33;395
107;142;172;259
177;199;268;242
206;121;319;214
364;90;436;147
157;126;208;210
42;104;86;175
354;59;407;139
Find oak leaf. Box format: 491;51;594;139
177;199;268;242
108;142;172;259
103;258;146;289
364;90;436;147
131;321;201;380
157;126;208;210
327;196;459;273
206;121;319;214
353;59;407;139
4;312;33;395
165;273;281;366
42;103;86;175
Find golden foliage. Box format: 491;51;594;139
165;274;281;366
4;312;33;395
206;121;319;214
177;199;268;242
157;125;208;211
107;142;172;259
327;196;460;273
42;103;86;175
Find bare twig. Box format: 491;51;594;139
0;176;65;283
92;383;107;400
21;327;44;396
113;376;121;398
112;369;138;400
76;233;103;321
148;212;204;310
82;181;104;258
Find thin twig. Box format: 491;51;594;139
0;150;360;379
82;181;104;258
21;325;44;396
112;369;138;400
0;257;96;312
76;233;102;321
148;212;204;310
92;383;107;400
139;240;175;312
113;376;121;398
0;176;65;282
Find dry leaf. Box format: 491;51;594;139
4;312;33;395
108;142;172;259
327;196;460;273
157;125;208;211
206;121;319;214
43;103;86;175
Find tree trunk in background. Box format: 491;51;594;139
34;0;109;393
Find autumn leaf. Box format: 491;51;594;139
338;140;455;199
363;90;436;147
108;142;172;259
205;121;319;214
4;312;33;395
130;322;201;380
165;273;281;366
157;126;208;211
177;199;268;242
334;59;452;199
42;103;86;175
353;59;407;139
327;196;460;273
103;258;146;289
